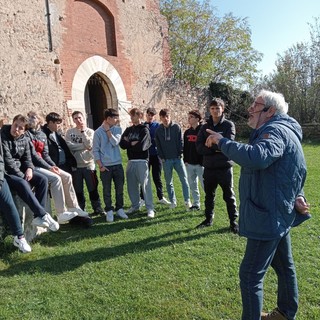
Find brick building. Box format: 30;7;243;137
0;0;173;129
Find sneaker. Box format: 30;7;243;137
126;207;139;214
32;216;50;229
261;308;287;319
139;199;145;208
69;207;89;217
190;205;200;211
57;211;78;224
42;213;60;232
147;210;155;218
196;219;213;229
185;200;192;209
106;210;114;222
159;197;171;205
69;216;94;228
230;221;239;234
94;207;106;216
170;202;177;209
13;236;32;253
117;208;128;219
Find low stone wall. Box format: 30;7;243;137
0;194;50;243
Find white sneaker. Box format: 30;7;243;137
68;207;89;217
32;216;49;229
42;213;60;231
126;207;139;214
139;199;145;208
170;202;177;209
13;236;32;253
117;208;128;219
185;200;192;209
106;210;114;222
159;197;171;205
147;210;155;218
57;211;78;224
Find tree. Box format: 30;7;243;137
160;0;262;88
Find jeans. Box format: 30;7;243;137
72;167;102;211
0;179;23;236
240;232;298;320
5;173;47;218
100;164;124;212
186;163;204;207
162;158;190;203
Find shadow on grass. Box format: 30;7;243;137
0;225;229;276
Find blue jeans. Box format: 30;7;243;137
162;158;190;203
0;179;23;236
186;164;204;207
240;232;298;320
100;164;124;212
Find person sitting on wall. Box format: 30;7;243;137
25;111;90;225
1;114;59;232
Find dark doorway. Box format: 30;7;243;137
85;73;112;129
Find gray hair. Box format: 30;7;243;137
257;90;288;115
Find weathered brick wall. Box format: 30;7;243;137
0;0;66;122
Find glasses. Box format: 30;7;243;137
252;101;265;108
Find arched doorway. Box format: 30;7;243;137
68;55;131;130
84;73;113;129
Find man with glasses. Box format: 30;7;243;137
196;98;239;233
205;90;310;320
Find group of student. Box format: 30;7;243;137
0;97;239;254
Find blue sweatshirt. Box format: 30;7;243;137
92;125;122;166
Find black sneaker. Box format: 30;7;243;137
69;216;94;228
196;219;213;229
190;205;200;211
230;222;239;234
94;207;106;216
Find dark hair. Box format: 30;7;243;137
129;108;143;117
12;114;28;124
45;112;62;123
188;110;201;121
71;111;83;118
159;108;170;117
146;107;156;115
210;98;225;108
104;108;119;119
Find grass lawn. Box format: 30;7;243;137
0;144;319;319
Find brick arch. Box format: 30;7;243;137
75;0;117;56
67;55;131;128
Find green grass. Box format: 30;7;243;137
0;145;320;319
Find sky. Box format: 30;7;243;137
210;0;320;75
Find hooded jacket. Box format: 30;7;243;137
155;122;183;160
196;115;235;169
217;114;310;240
1;125;34;178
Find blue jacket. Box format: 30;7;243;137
218;114;310;240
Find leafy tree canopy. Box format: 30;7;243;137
160;0;262;88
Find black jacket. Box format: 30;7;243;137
196;115;235;169
42;124;77;170
120;124;151;160
0;134;5;189
1;125;34;178
183;125;203;165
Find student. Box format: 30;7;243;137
196;98;239;233
120;108;155;218
25;111;89;224
65;111;104;215
1;114;59;232
183;110;204;210
92;108;128;222
0;134;31;253
155;109;191;209
143;107;170;205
